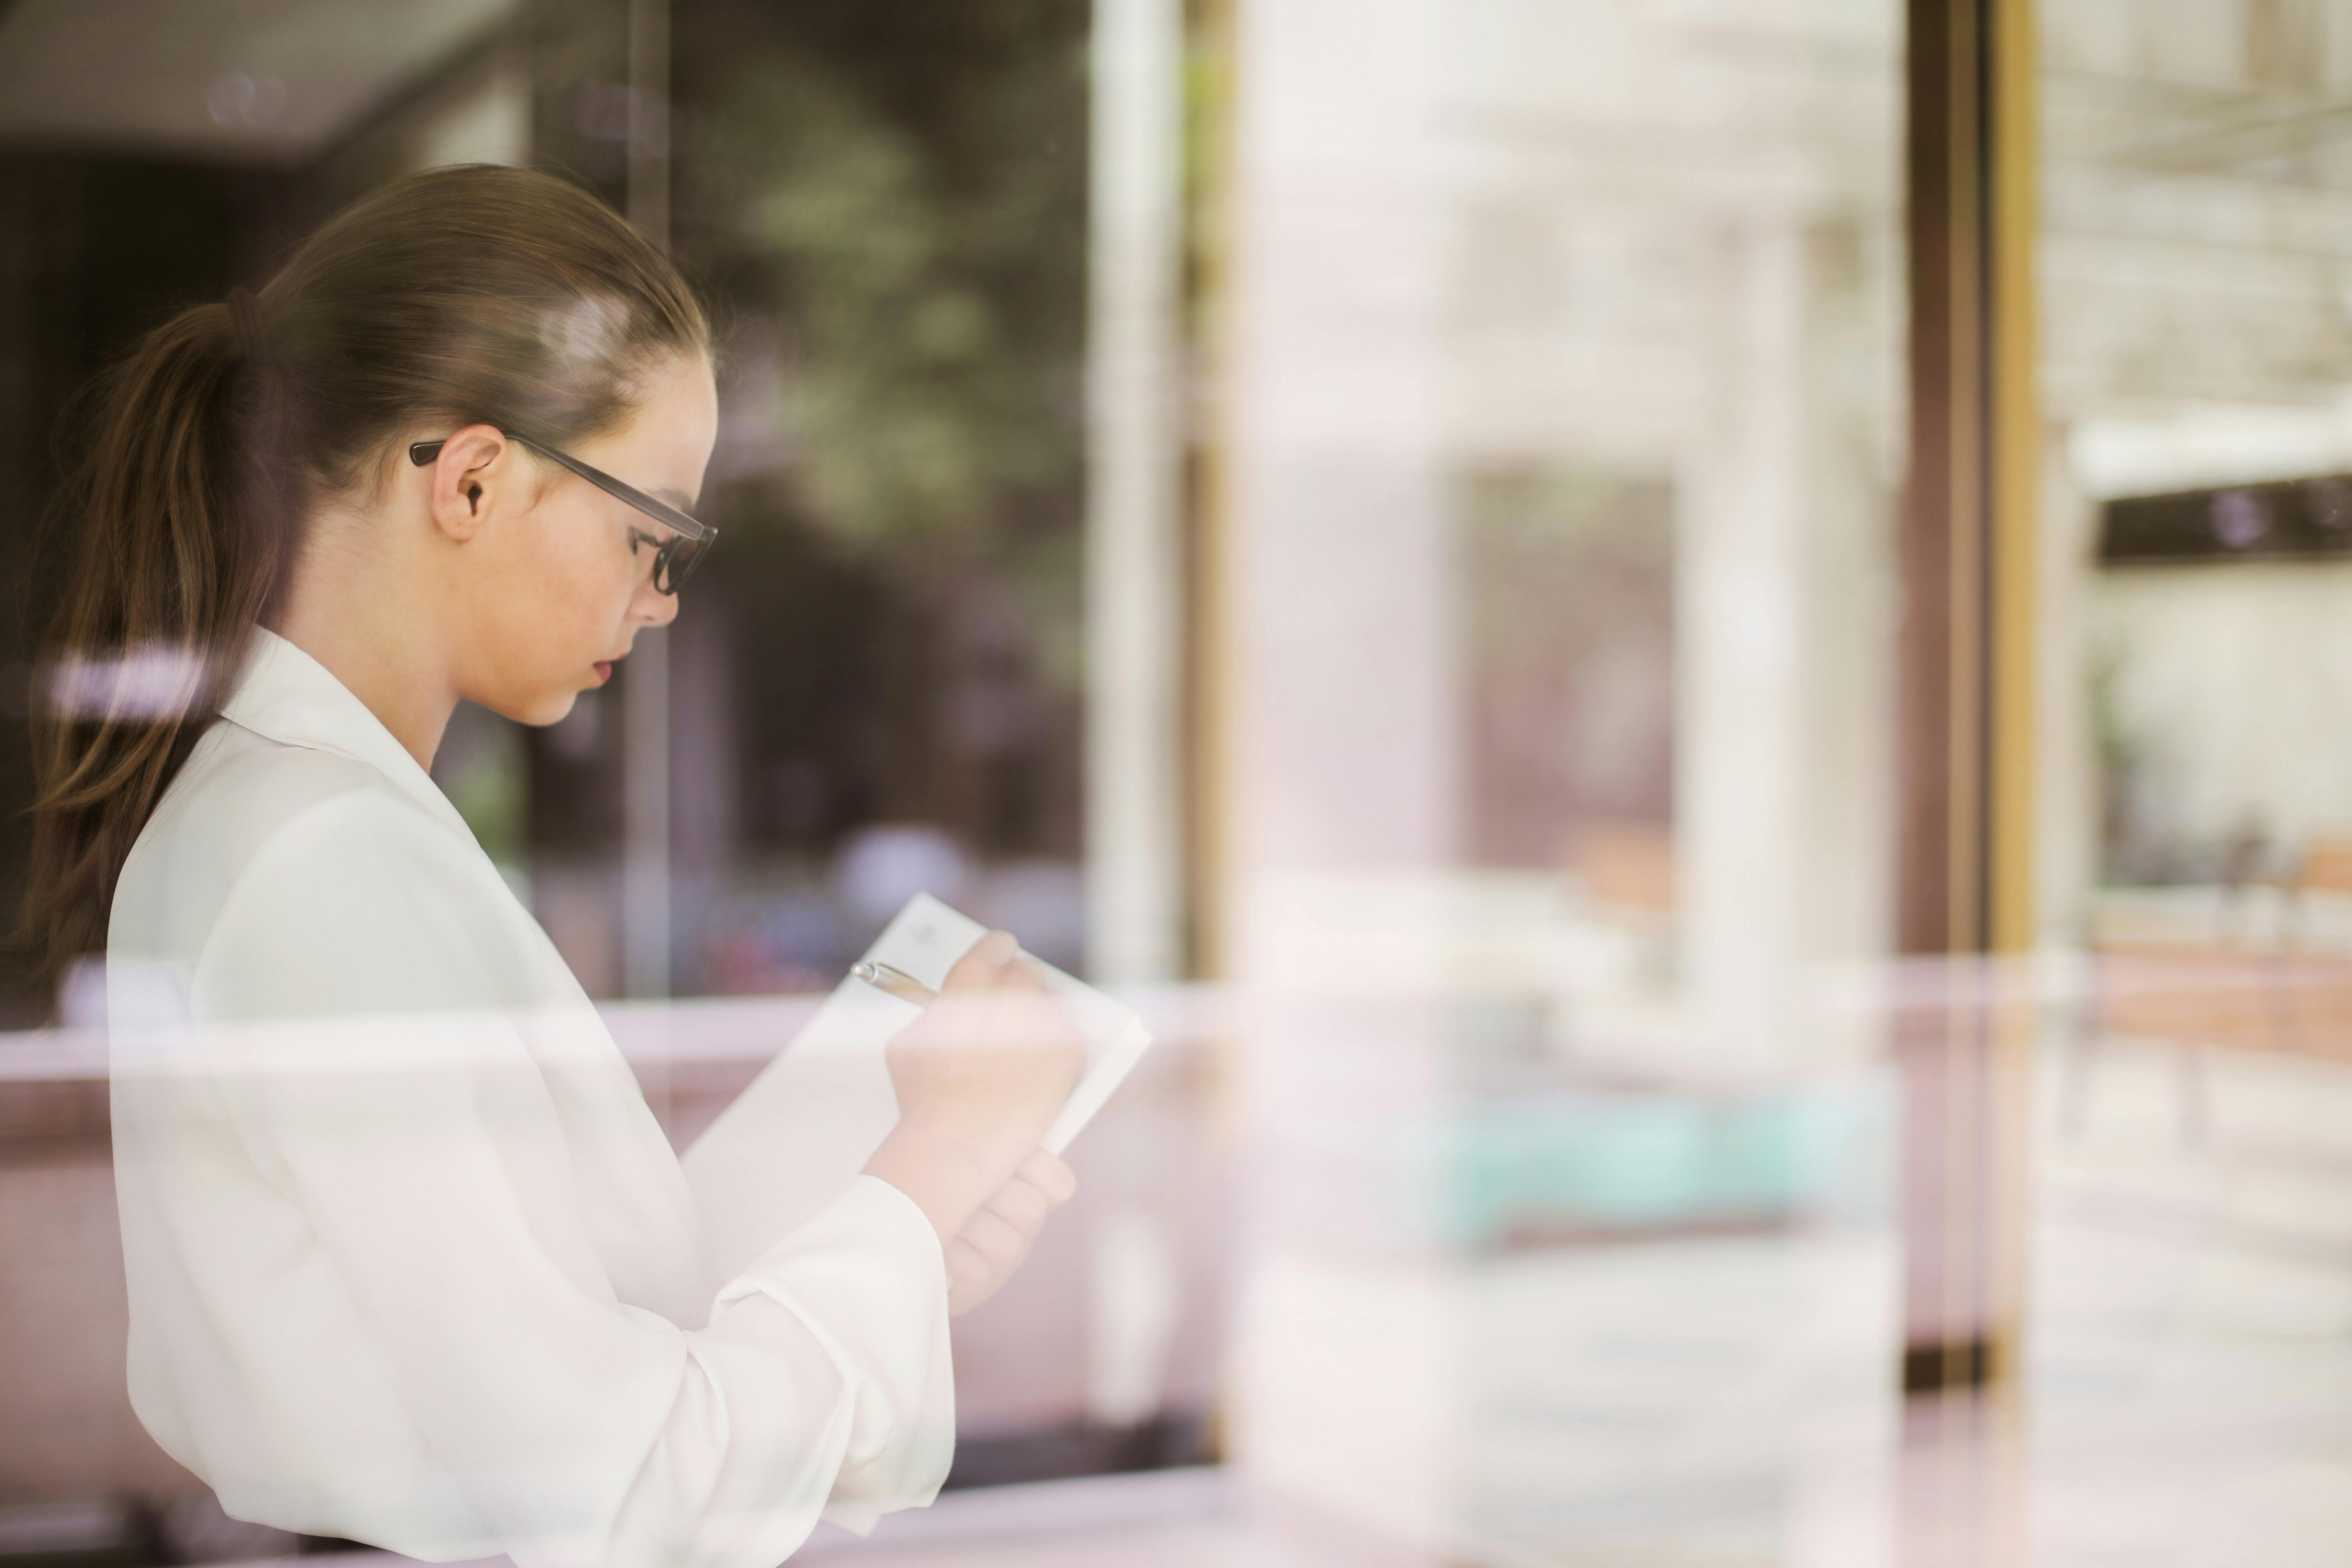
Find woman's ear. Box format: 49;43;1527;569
422;424;513;543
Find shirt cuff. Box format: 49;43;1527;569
715;1175;955;1529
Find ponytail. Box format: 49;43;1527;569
13;166;707;1013
16;297;285;1000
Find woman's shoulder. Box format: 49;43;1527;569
113;720;493;976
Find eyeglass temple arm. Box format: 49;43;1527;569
407;435;711;543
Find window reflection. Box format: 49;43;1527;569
4;1;2349;1565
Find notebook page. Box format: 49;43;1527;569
681;894;1151;1282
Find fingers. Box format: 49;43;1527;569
941;930;1052;996
977;1153;1077;1236
985;1173;1055;1236
959;1208;1029;1271
943;1152;1077;1318
1013;1149;1078;1207
944;1236;994;1315
946;1236;992;1292
943;929;1020;991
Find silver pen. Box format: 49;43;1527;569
849;960;940;1006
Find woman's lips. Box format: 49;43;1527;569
593;660;613;683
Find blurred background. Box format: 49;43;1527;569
7;0;2352;1563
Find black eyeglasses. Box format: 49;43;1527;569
408;431;716;595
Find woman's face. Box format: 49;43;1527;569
454;351;719;727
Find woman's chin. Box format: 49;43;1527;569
537;690;585;726
491;687;582;729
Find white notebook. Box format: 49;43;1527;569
681;894;1152;1280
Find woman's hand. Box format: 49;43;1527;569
862;930;1086;1245
946;1150;1078;1316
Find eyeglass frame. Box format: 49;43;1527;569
407;430;717;595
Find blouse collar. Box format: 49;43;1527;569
218;628;476;842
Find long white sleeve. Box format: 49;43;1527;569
112;784;953;1567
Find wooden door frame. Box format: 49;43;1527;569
1898;0;2040;1398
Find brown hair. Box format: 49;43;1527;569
17;164;708;1002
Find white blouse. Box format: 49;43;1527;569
105;629;952;1567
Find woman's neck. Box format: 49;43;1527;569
273;517;457;770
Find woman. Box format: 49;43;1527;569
18;166;1083;1566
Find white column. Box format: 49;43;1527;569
1680;220;1808;1073
1081;0;1190;1458
1221;0;1457;1551
1085;0;1188;986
